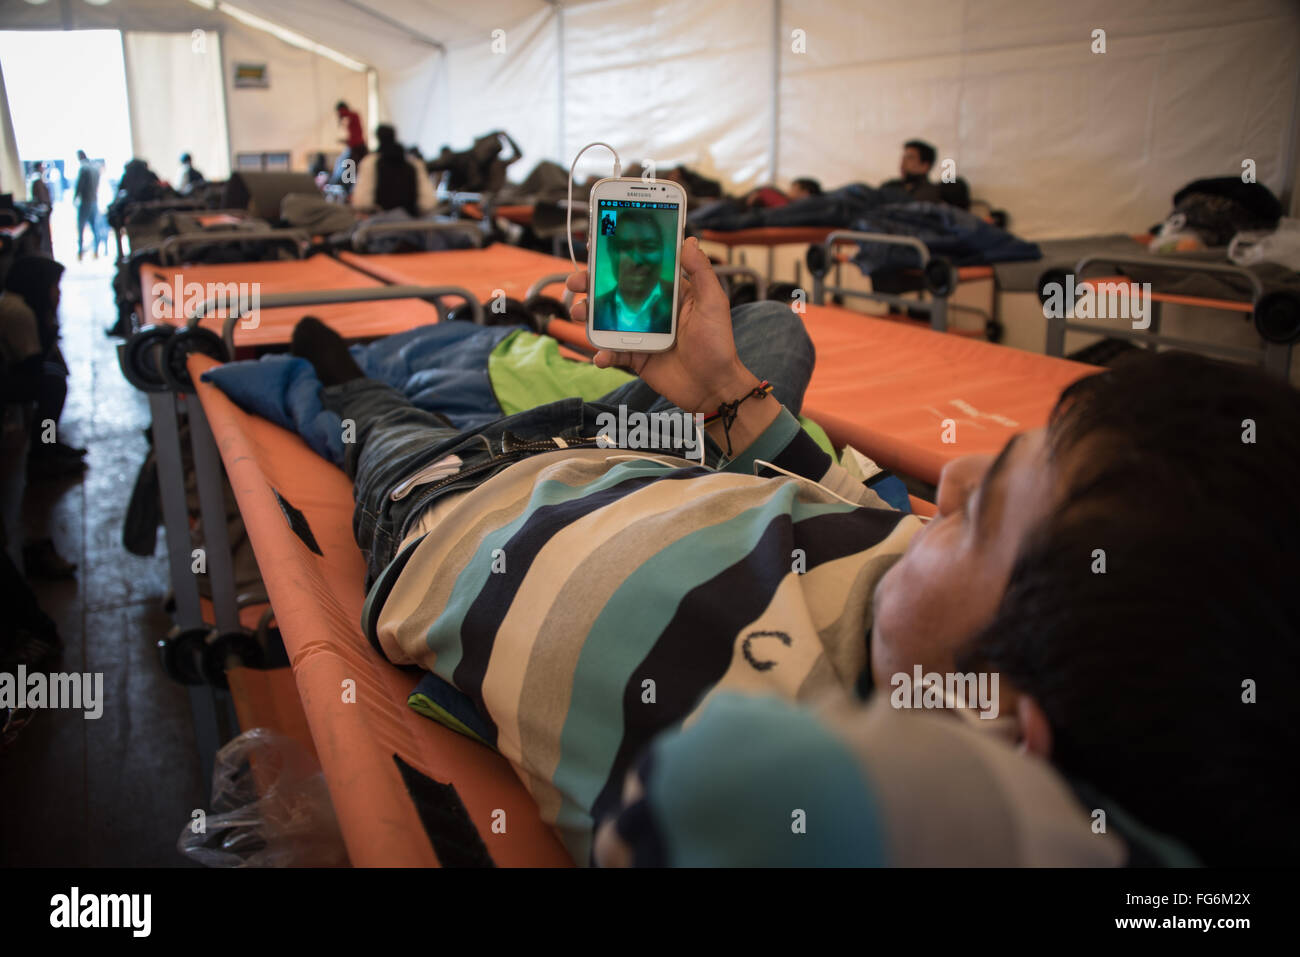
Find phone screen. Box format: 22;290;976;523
590;198;681;335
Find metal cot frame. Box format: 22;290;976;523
121;269;483;790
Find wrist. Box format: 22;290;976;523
700;364;762;413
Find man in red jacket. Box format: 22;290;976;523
332;100;368;192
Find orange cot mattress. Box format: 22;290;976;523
540;307;1091;488
798;304;1097;483
699;226;834;247
190;353;572;867
140;255;442;349
339;246;571;304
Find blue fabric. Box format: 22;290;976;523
849;201;1041;272
686;183;1040;270
408;671;497;746
200;322;520;467
197;353;346;464
866;473;911;512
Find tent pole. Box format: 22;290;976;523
770;0;780;183
556;3;566;163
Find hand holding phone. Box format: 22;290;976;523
568;237;761;416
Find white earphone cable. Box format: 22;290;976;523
567;142;623;268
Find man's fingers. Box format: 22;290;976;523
679;237;729;309
571;298;587;324
565;269;589;294
594;349;630;369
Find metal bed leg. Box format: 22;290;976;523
187;398;243;739
1045;315;1066;358
1263;342;1293;379
149;390;225;799
930;297;949;333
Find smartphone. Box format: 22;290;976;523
585;177;688;353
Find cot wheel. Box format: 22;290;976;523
1254;290;1300;344
805;244;829;279
923;258;957;298
523;294;569;333
201;631;266;689
121;325;175;393
160;326;228;393
158;627;209;686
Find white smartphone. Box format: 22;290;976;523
585;177;688;353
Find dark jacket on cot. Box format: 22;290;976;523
375;149;418;216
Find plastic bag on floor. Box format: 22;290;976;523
1228;218;1300;272
178;727;349;867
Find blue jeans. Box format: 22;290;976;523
76;204;98;256
323;300;815;586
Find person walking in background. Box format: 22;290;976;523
73;150;100;261
93;160;112;259
27;163;50;207
331;101;368;193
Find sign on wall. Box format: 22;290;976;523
233;62;268;88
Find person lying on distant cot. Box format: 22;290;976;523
289;237;1298;866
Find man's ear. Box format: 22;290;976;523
1016;694;1053;759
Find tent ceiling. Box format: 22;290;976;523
0;0;557;70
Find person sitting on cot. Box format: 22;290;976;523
288;237;1298;867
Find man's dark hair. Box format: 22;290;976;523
335;100;348;111
957;351;1300;865
792;177;822;195
180;152;192;165
904;140;936;168
607;209;663;260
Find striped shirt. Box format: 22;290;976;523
368;408;921;863
596;691;1180;867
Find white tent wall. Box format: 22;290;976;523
2;0;1296;238
220;16;368;170
561;0;774;187
377;49;446;154
438;5;561;167
777;0;1300;239
122;32;232;184
378;5;560;165
0;60;22;198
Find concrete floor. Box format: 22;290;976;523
1;242;205;866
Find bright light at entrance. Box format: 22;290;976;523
0;29;133;182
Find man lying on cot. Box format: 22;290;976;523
288;237;1298;867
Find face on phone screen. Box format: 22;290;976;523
590;199;681;335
